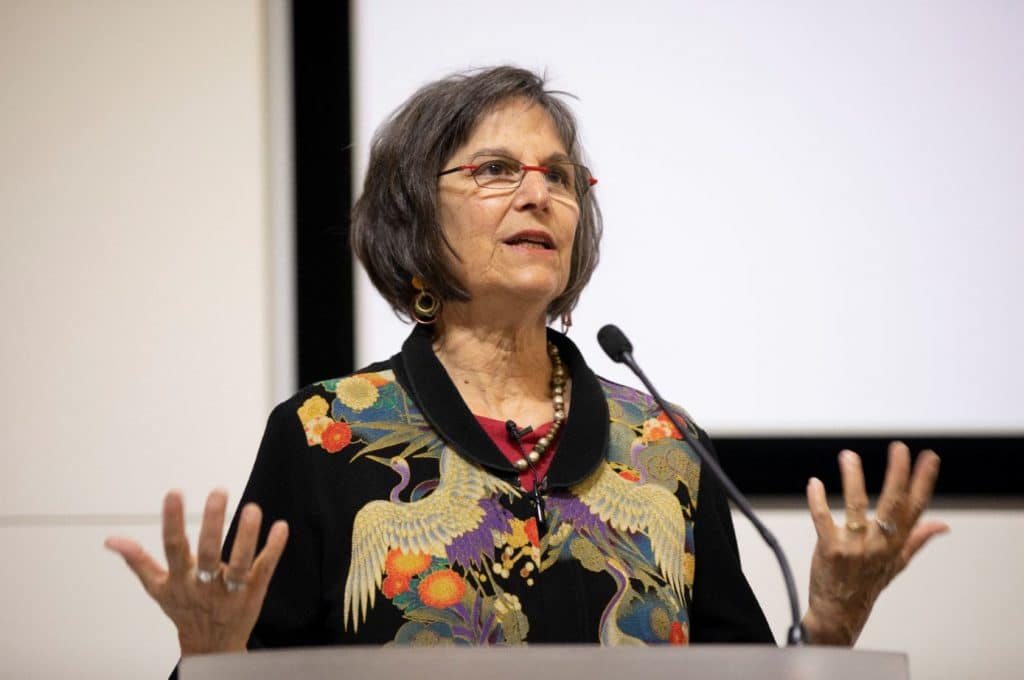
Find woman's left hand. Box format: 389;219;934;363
802;441;948;645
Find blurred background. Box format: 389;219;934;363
1;1;1021;677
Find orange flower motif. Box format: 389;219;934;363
657;412;684;439
641;418;672;443
362;372;391;387
642;413;685;443
381;574;409;599
320;420;352;453
418;569;466;609
523;517;540;548
618;469;641;483
669;621;688;645
385;548;431;578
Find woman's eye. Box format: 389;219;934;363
478;160;515;177
546;165;572;187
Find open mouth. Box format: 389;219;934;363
503;232;554;250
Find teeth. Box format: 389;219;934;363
508;239;550;249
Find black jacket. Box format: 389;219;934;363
220;326;774;649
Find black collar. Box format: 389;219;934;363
391;324;609;488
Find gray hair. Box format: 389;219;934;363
350;65;602;322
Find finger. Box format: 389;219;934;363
195;489;229;578
805;477;837;542
898;520;950;571
105;536;167;595
249;520;289;594
839;450;869;529
225;503;262;587
906;450;942;525
875;441;911;526
161;490;192;578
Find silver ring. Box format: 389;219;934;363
223;576;247;593
875;517;897;536
195;568;217;584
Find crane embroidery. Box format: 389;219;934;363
343;446;519;632
300;369;698;645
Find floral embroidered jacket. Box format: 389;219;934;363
224;326;773;648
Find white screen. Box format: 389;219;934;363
352;2;1023;435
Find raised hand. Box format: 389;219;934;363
105;489;288;655
802;441;948;645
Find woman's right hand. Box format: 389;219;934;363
104;489;289;655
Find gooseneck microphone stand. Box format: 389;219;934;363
597;324;807;646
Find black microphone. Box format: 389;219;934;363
598;324;806;646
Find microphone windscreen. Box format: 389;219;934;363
597;324;633;363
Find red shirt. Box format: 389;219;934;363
474;415;560;491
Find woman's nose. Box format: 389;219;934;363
514;168;551;210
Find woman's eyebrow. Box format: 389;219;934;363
469;147;515;159
543;152;571;163
469;148;571;163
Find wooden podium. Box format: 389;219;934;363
179;645;909;679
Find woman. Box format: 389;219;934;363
106;66;946;654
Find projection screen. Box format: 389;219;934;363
351;2;1023;436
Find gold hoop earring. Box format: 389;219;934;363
411;277;440;325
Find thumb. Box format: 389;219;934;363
898;521;949;571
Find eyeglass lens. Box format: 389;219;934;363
470;155;590;195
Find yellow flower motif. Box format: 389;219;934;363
335;376;380;411
505;519;531;549
650;607;671;640
297;395;329;426
303;415;332;447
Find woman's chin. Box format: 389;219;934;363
469;278;566;318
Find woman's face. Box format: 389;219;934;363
437;98;580;316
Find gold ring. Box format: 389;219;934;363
845;521;866;533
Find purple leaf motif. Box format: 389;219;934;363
445;496;513;571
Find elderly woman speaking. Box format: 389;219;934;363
106;66;946;654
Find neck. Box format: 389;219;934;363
432;307;558;425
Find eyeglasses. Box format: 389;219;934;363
438;154;598;197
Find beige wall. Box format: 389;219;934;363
737;503;1024;680
1;1;272;676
